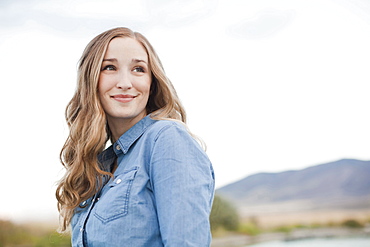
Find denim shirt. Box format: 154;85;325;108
71;115;215;247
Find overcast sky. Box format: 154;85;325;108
1;0;370;222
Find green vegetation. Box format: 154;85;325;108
0;220;70;247
210;195;262;236
237;221;261;236
342;219;364;228
269;218;370;234
210;195;240;233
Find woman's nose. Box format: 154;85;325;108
116;71;132;89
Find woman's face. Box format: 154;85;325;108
98;37;151;128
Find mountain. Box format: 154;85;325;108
217;159;370;213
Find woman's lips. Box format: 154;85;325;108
112;94;136;103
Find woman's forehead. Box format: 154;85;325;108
105;37;148;61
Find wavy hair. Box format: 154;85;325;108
56;27;186;232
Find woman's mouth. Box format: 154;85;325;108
111;94;136;103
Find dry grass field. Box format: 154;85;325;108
241;208;370;229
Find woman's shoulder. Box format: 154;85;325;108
149;118;186;132
145;118;191;141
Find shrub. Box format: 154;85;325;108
342;219;363;228
210;195;240;232
238;222;260;235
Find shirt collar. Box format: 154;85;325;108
98;145;116;172
113;114;157;155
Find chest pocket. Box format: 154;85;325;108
94;166;139;223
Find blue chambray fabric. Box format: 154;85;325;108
71;115;215;247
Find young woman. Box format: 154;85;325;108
56;27;215;246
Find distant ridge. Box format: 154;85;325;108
217;159;370;212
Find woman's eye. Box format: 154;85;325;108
102;65;116;71
133;67;145;73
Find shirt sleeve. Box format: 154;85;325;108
149;122;215;247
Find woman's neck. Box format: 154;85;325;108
107;113;147;142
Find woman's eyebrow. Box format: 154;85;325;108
102;58;117;62
132;58;148;64
102;58;147;64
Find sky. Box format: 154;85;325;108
1;0;370;223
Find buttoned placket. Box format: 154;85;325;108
77;147;121;247
77;193;99;247
113;142;125;173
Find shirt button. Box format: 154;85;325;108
81;201;87;206
116;179;122;184
80;227;84;232
116;145;121;150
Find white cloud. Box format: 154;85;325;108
228;8;296;39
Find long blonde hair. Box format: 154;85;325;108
56;27;186;232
